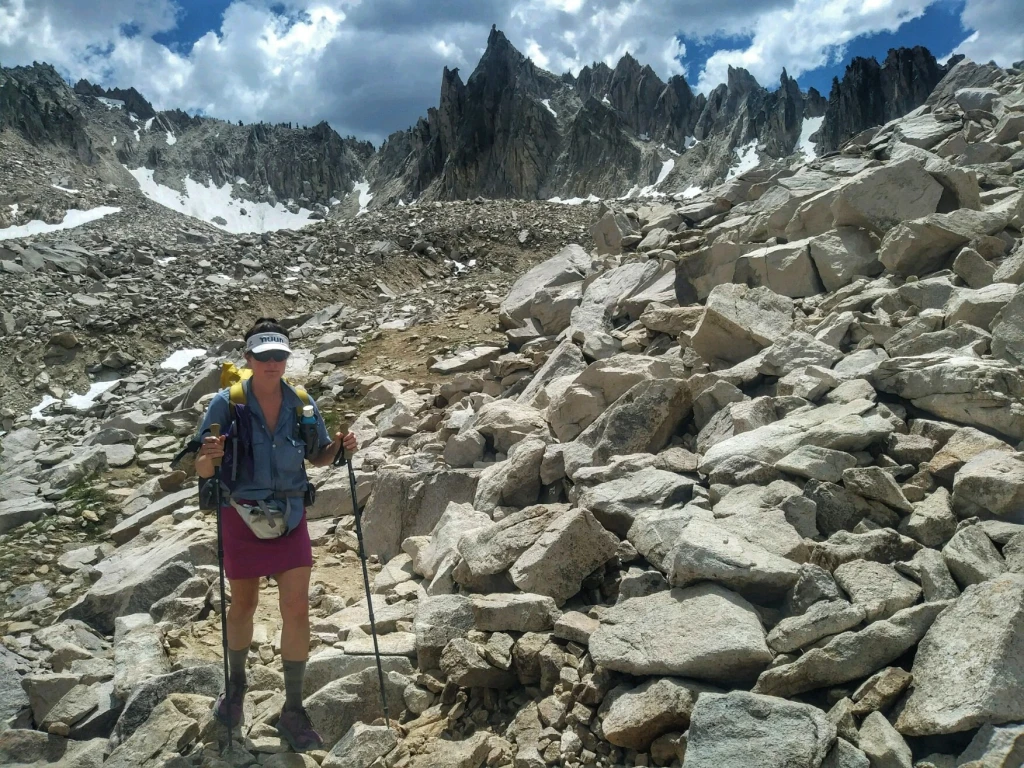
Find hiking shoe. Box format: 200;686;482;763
212;683;247;728
276;707;323;752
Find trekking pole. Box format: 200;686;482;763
211;424;233;754
333;430;391;728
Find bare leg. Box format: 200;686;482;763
275;566;311;661
227;577;260;651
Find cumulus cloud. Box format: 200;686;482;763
694;0;936;93
953;0;1024;67
0;0;1020;144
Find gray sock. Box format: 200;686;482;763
228;646;248;688
282;659;306;711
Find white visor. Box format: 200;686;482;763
246;332;291;355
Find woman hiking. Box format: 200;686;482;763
194;318;357;752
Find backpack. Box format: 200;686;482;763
172;362;315;508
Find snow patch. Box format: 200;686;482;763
96;97;125;110
601;95;611;106
660;143;680;157
144;117;155;131
726;141;760;180
681;185;703;199
166;131;177;146
160;348;207;370
541;99;558;118
111;136;117;146
655;159;675;185
133;127;140;142
127;167;315;234
623;158;676;199
66;380;120;410
0;206;121;241
51;184;80;194
32;380;120;420
547;194;600;205
797;116;824;160
353;180;372;216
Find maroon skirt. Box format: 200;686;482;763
219;504;313;580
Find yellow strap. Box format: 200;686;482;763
229;380;246;405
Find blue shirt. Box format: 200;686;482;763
198;379;332;502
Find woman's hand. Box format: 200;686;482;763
195;434;226;478
337;431;358;454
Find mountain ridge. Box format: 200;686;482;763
0;29;970;222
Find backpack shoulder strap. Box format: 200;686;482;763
229;380;247;406
293;385;310;406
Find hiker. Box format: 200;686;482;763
194;318;357;752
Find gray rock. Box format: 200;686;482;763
810;529;922;572
589;585;772;684
896;574;1024;736
895;548;960;603
440;638;517;689
60;522;214;634
473;437;546;514
945;283;1016;331
305;666;407;749
700;399;892;483
362;467;480;561
956;721;1024;768
500;244;590;329
685;691;836;768
110;664;220;748
879;210;1009;277
412;595;475;671
599;677;717;750
776;446;858;484
753;602;950;698
0;497;55;535
833;560;921;621
509;507;619;605
850;667;912;717
841;467;913;514
951;450;1024;520
322;723;398;768
767;600;866;654
667;518;801;601
942;525;1007;589
113;615;170;699
429;345;504;374
831;159;943;235
416;501;491;580
470;593;560;633
103;698;199;768
808;228;883;292
822;738;870;768
991;284;1024;367
21;673;78;725
579;467;695;538
564;377;691;477
454;504;563;586
690;284;794;365
898;488;957;548
107;487;195;546
859;711;912;768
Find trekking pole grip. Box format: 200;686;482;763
210;424;222;469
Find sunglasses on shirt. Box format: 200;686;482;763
251;350;290;363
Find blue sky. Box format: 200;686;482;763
0;0;1020;143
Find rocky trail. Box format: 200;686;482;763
2;58;1024;768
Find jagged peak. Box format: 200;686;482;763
482;26;525;65
727;66;761;93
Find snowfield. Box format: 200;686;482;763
127;167;316;233
0;206;122;241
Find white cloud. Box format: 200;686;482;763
695;0;935;93
0;0;1020;146
953;0;1024;67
